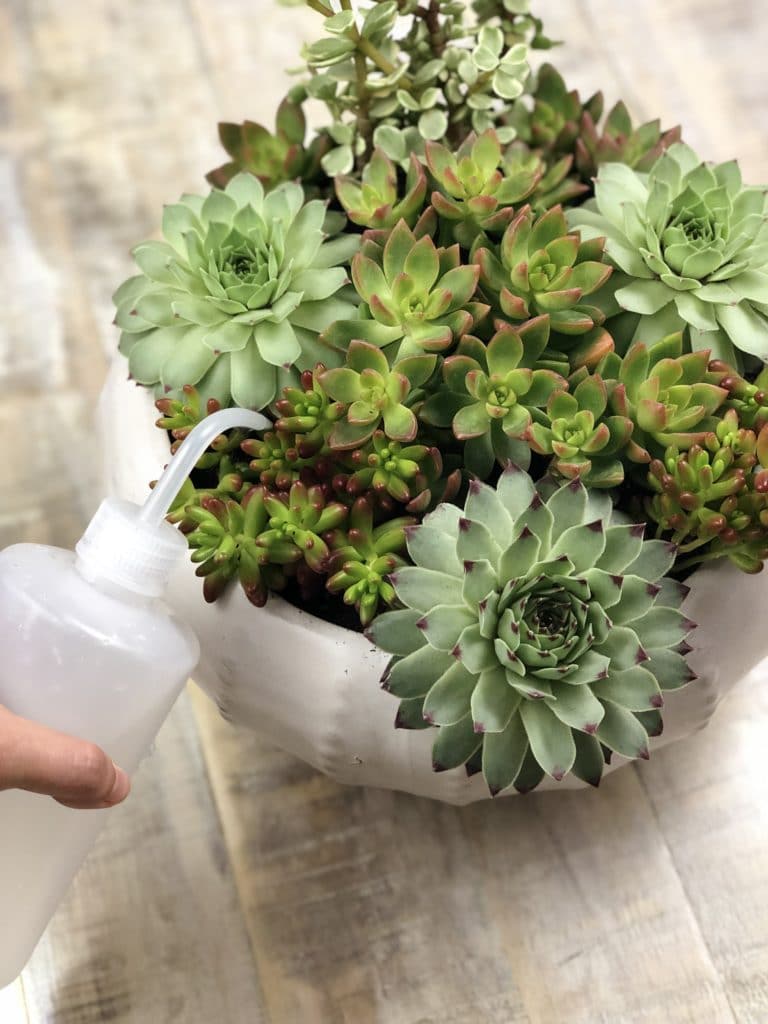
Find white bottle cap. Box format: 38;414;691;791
75;497;188;598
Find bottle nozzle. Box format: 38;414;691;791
76;407;270;597
138;407;271;526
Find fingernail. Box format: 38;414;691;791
107;763;131;805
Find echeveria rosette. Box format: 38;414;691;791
319;340;437;450
597;332;728;463
568;143;768;366
420;318;565;478
326;497;415;626
369;467;696;795
321;221;487;359
206;94;330;193
114;173;359;411
335;150;427;230
574;100;682;183
425;130;541;246
475;204;615;369
526;373;634;487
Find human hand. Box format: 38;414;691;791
0;705;131;809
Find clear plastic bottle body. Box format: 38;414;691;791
0;543;199;988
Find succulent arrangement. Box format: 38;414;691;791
114;0;768;795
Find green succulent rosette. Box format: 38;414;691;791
568;143;768;366
335;150;427;230
526;372;634;487
369;467;696;795
420;317;565;478
322;220;486;358
475;204;614;368
597;332;728;463
114;173;359;411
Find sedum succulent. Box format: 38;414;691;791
273;365;346;457
322;221;486;357
326;497;415;625
155;385;251;471
345;431;454;510
597;333;727;463
574;100;682;182
568;143;768;365
709;362;768;431
241;429;315;491
114;173;358;411
256;480;347;572
185;488;283;606
370;467;696;795
526;372;633;487
475;204;614;366
646;415;768;573
335;151;427;230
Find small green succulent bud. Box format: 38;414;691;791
426;129;540;245
502;143;589;213
420;317;564;477
206;95;331;193
241;430;316;491
512;63;603;156
345;430;453;511
326;497;416;625
708;361;768;431
273;365;346;457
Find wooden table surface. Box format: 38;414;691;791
1;1;767;1021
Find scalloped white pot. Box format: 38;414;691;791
97;357;768;804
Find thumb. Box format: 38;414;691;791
0;705;131;810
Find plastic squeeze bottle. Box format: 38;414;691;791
0;406;269;988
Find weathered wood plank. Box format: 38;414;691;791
191;686;740;1024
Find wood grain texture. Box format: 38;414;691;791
1;0;766;1021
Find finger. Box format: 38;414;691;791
0;706;131;809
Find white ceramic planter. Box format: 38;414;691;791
97;356;768;804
